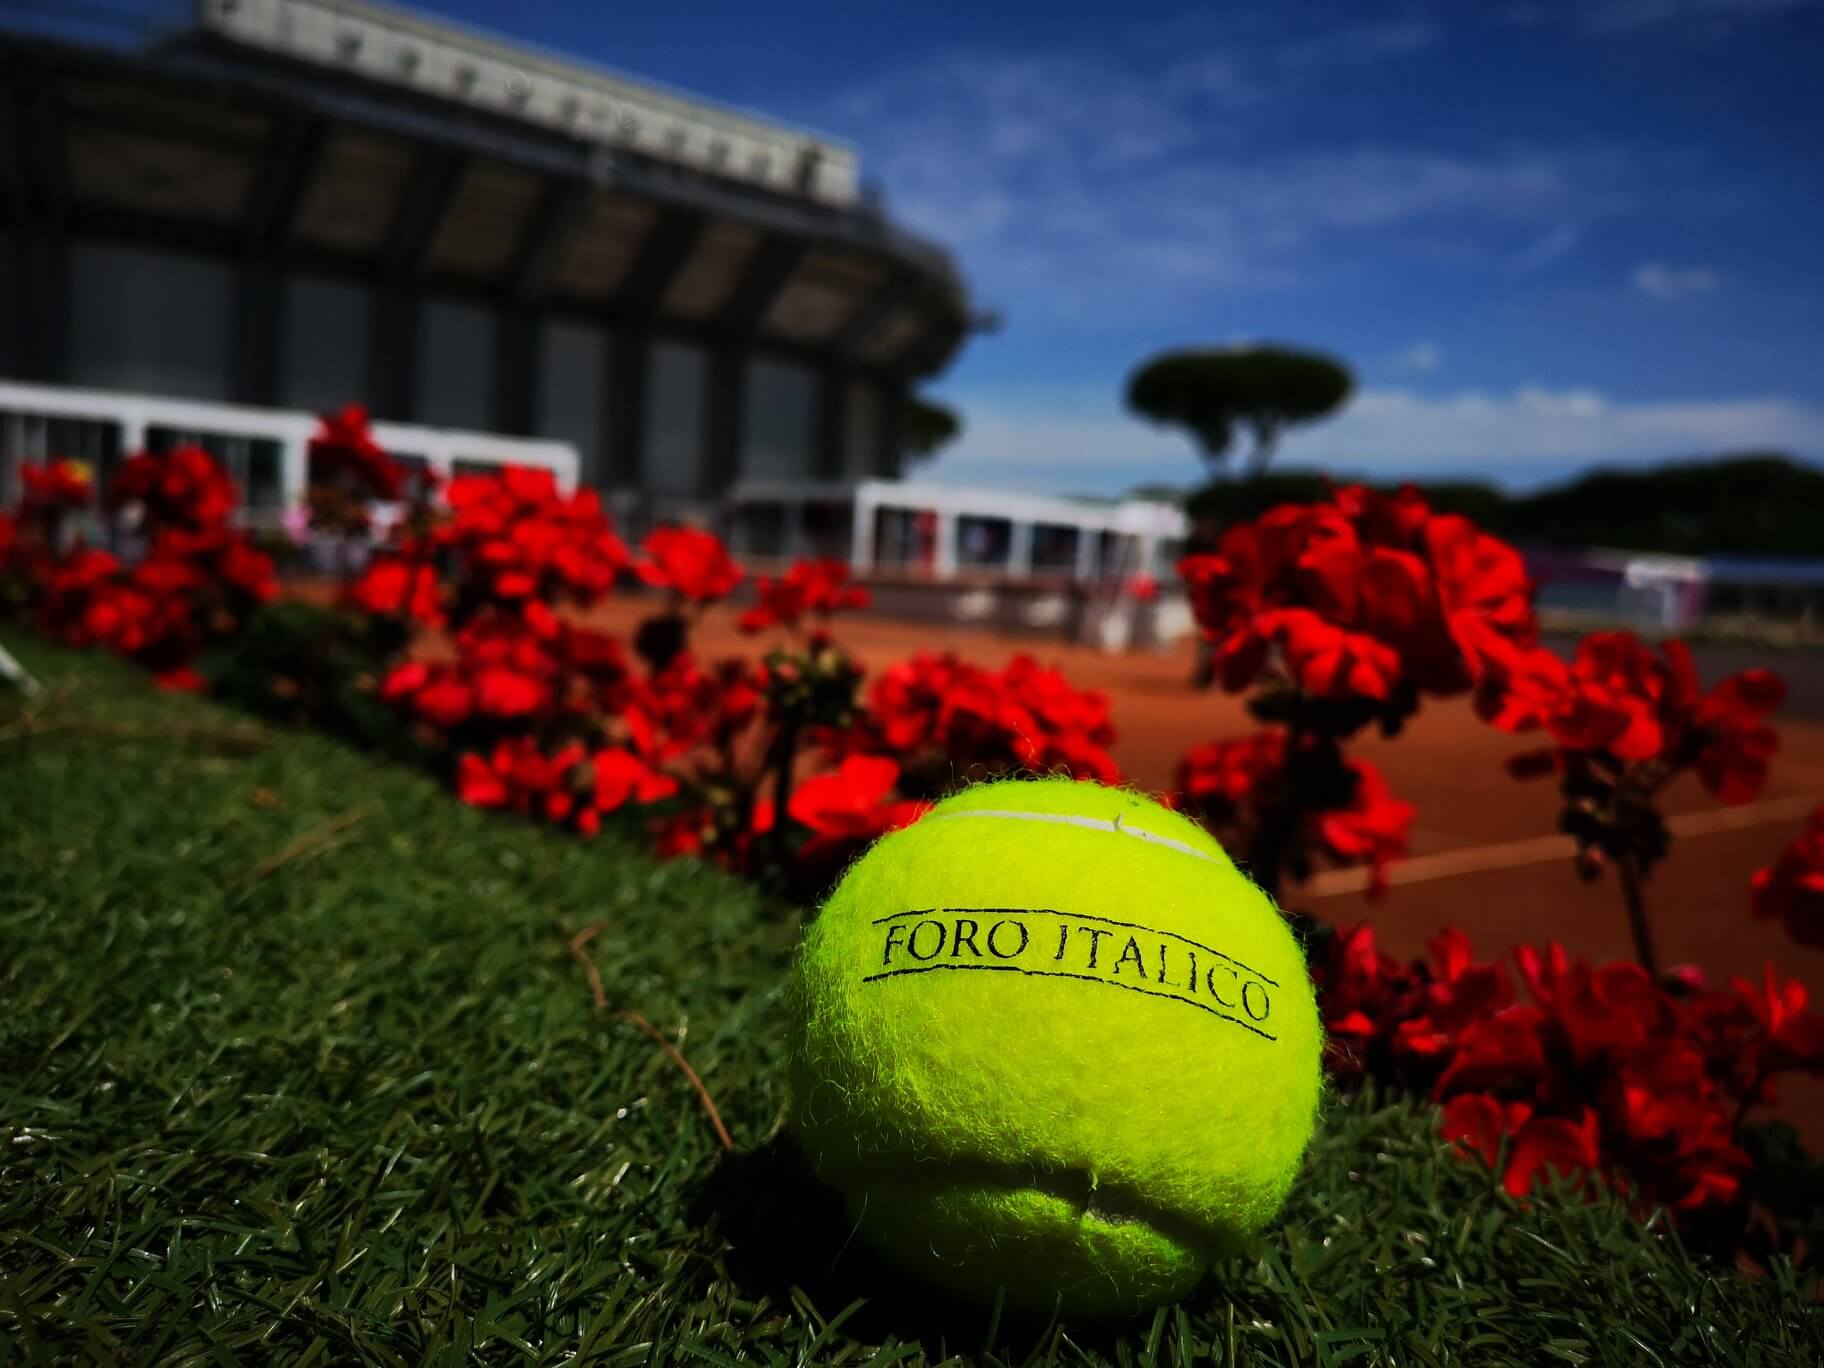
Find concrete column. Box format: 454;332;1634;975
1007;521;1034;578
933;510;958;578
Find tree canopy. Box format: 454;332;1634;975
901;395;961;461
1184;454;1824;557
1126;344;1353;476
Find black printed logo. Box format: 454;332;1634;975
864;908;1279;1041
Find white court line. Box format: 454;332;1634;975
1300;792;1822;898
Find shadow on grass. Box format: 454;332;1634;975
692;1135;1222;1360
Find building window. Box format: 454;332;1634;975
871;505;937;571
416;297;495;430
644;338;708;499
957;515;1012;570
1031;523;1081;575
743;356;818;481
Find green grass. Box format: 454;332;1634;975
2;635;1819;1366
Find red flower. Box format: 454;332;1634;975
152;667;207;694
1752;803;1824;947
638;526;744;603
1502;1109;1601;1199
457;751;510;807
1440;1093;1535;1168
1691;667;1785;804
20;458;94;511
739;558;869;632
590;746;678;813
1434;1007;1548;1095
865;651;1120;783
414;672;475;729
350;555;442;625
1177;731;1287;812
109;445;238;532
1313;758;1415;897
1731;963;1824;1072
787;754;928;867
438;468;629;606
308;404;405;501
1178;486;1538;705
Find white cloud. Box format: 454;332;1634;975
1512;221;1585;271
822;26;1664;325
1398;341;1443;372
1632;262;1719;298
922;383;1824;493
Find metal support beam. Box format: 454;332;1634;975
701;343;745;497
876;383;907;481
494;177;591;436
715;235;807;339
6;61;69;383
815;365;849;481
506;177;591;303
605;326;648;490
494;306;539;435
692;235;809;493
244;114;330;256
368;146;469;418
833;268;919;360
236;115;329;406
610;206;705;319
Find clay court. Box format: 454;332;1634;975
583;599;1824;1142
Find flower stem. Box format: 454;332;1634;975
1615;847;1661;980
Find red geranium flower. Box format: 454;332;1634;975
308;403;405;501
349;555;443;625
787;754;928;867
20;458;94;511
1752;803;1824;948
109;445;239;532
1313;758;1415;897
638;525;744;603
739;557;869;632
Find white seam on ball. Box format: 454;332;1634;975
926;809;1217;862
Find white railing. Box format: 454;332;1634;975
0;378;579;521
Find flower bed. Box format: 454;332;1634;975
4;411;1823;1271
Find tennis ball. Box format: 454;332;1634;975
787;777;1322;1320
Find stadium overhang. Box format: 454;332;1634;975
0;0;972;506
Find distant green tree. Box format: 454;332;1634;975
901;395;961;462
1126;344;1353;477
1183;453;1824;556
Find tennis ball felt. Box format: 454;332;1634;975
786;777;1322;1320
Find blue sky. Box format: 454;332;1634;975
79;0;1824;494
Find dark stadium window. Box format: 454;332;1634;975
872;506;936;571
732;502;786;557
244;443;283;511
957;516;1013;569
803;501;854;561
1031;523;1081;575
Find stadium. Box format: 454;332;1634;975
0;0;972;531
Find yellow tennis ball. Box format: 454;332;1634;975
787;777;1322;1319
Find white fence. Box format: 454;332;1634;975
0;379;579;525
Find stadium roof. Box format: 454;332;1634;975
0;0;971;380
